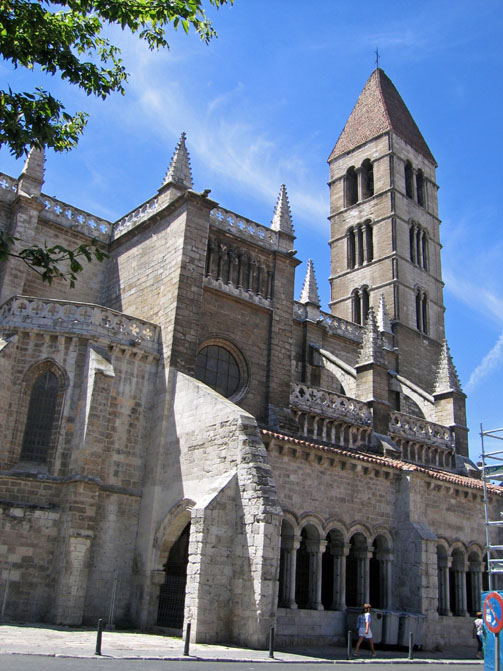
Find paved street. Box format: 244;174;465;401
0;657;485;671
0;623;483;666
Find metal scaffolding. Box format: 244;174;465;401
481;425;503;590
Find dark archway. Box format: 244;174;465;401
157;522;190;628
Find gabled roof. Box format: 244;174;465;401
329;69;436;165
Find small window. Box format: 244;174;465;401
416;170;425;207
345;167;358;206
195;341;248;400
20;371;59;463
361;159;374;199
405;161;414;199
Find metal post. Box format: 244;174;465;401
183;621;191;656
95;618;104;656
496;632;500;671
1;563;12;620
107;570;118;629
347;630;352;659
408;631;414;660
268;625;275;659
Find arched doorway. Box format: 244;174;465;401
157;522;190;629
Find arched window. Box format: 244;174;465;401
449;548;467;616
195;340;248;401
405;161;414;199
415;289;428;334
322;529;345;610
20;370;60;463
347;227;356;269
416;169;425;207
345;167;358;207
409;223;428;270
361;159;374;199
346;533;368;607
352;287;370;325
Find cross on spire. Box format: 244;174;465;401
375;47;380;69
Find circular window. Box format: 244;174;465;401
195;342;247;400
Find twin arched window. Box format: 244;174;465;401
415;288;428;335
409;223;428;271
352;287;370;326
405;160;426;207
347;222;373;269
344;159;374;207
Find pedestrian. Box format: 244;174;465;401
473;611;484;659
354;603;376;657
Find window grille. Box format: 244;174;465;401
20;371;59;463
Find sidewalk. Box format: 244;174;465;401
0;623;483;664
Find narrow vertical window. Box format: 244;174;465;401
352;290;361;325
345;167;358;206
405;161;414;199
361;159;374;199
21;371;59;463
347;228;356;269
416;170;425;207
365;224;374;263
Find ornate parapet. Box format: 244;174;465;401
0;173;17;202
39;195;111;242
0;296;160;355
293;303;363;342
112;196;159;240
291;383;372;424
389;411;455;469
210;207;280;251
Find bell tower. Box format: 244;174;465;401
328;68;446;390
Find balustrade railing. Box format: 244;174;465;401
389;411;453;448
210;207;279;250
293;304;363;342
112;196;160;239
0;296;160;354
290;382;372;425
0;173;17;201
39;195;111;242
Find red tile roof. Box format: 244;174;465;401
329;69;436;165
261;429;502;495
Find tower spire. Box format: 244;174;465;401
162;132;193;189
271;184;294;235
18;146;45;197
433;340;463;395
357;307;386;367
299;259;320;306
376;294;392;334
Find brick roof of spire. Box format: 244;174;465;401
329;69;436;165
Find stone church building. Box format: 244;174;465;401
0;69;500;650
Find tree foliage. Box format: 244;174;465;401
0;230;108;286
0;0;232;158
0;0;231;285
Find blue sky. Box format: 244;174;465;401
1;0;502;460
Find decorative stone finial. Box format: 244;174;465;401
357;307;386;367
18;146;45;197
162;132;193;189
299;259;320;306
271;184;294;235
433;340;463;395
376;294;392;333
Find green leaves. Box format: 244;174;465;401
0;231;108;287
0;0;233;157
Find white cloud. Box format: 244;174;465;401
466;331;503;392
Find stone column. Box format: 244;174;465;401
454;563;468;616
438;556;452;615
282;536;300;609
306;539;325;610
469;563;482;613
330;543;350;610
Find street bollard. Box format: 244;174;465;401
95;618;104;656
408;631;414;660
347;630;352;659
269;625;275;659
183;621;191;656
